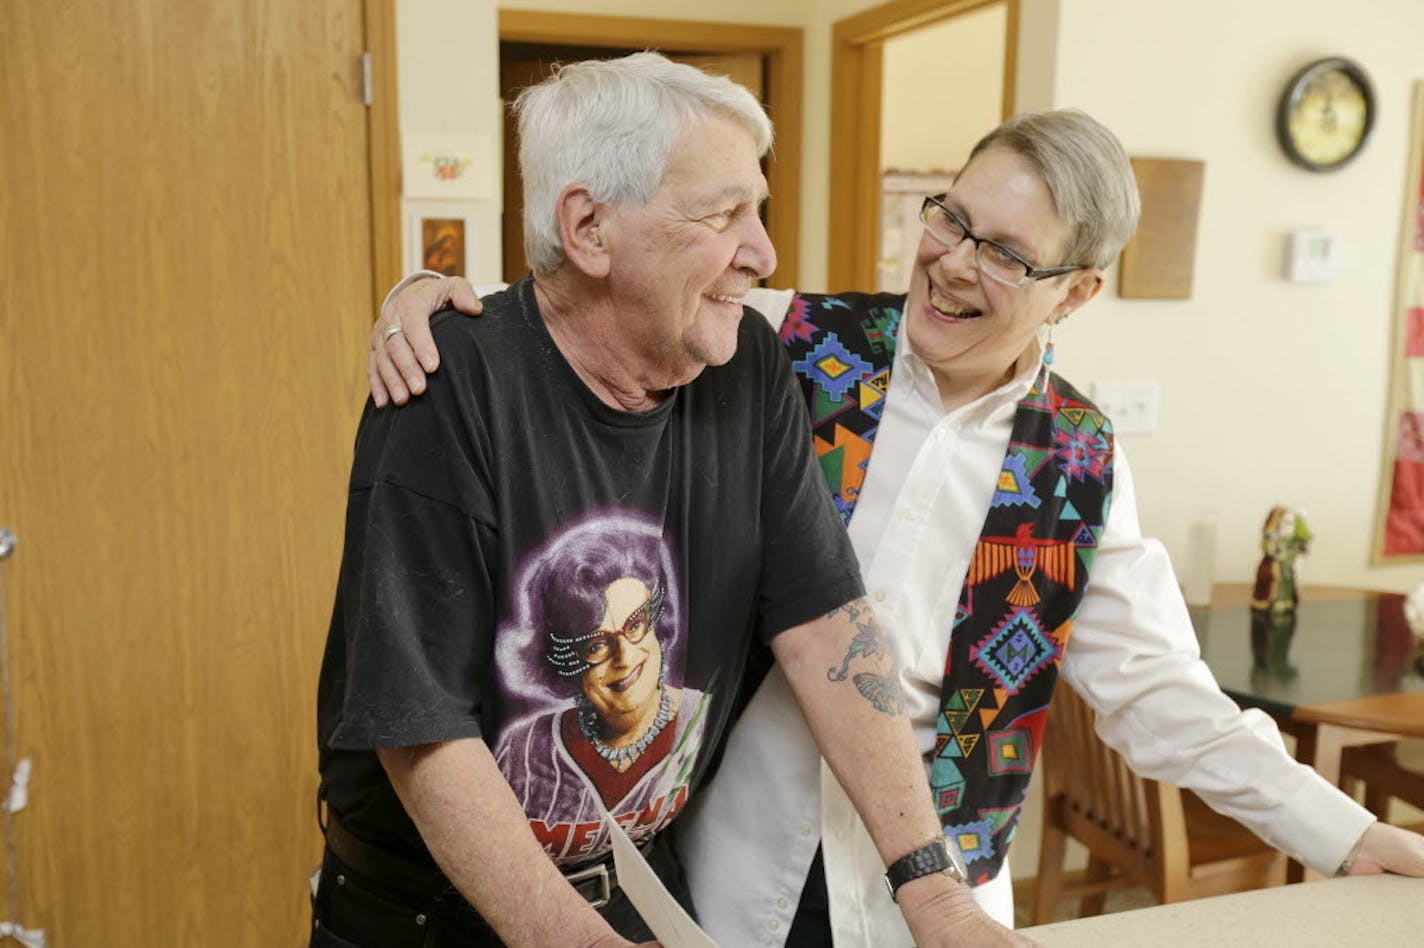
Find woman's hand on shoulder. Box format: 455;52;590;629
370;275;483;406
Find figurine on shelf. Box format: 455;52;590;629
1250;505;1313;616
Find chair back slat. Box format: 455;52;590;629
1044;685;1157;859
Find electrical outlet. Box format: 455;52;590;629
1093;380;1160;435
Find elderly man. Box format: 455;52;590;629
314;53;1013;948
374;98;1424;944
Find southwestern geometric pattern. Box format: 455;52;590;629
791;333;873;405
971;607;1058;695
778;292;1114;886
987;727;1033;775
934;372;1112;884
782;293;903;524
944;817;997;865
992;450;1044;509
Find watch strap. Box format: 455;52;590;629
884;838;955;902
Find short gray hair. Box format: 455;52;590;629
514;51;774;277
966;109;1141;269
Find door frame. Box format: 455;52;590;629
365;0;402;312
499;10;805;289
827;0;1018;292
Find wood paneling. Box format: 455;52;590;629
0;1;375;943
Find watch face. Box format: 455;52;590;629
1277;58;1375;172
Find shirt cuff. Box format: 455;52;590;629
1260;770;1376;875
381;269;448;313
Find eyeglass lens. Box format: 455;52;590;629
577;585;663;665
921;201;1032;287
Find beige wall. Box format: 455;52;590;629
880;4;1006;173
1048;0;1424;593
396;0;503;280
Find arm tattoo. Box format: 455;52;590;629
824;598;906;715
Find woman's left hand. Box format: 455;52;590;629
1348;821;1424;876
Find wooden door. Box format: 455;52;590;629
0;2;374;944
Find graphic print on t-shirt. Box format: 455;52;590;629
492;511;710;866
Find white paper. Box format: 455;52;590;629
605;816;718;947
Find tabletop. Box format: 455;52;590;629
1020;873;1423;946
1189;584;1424;735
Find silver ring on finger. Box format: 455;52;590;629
383;324;404;342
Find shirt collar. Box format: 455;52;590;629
894;318;1046;425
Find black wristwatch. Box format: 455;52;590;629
884;837;969;902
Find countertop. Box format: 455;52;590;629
1019;874;1423;946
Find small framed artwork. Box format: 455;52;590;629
1118;158;1205;299
408;212;474;277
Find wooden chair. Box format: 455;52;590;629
1341;739;1424;822
1031;685;1283;924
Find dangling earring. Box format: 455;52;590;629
1043;318;1057;367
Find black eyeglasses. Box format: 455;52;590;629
919;194;1087;288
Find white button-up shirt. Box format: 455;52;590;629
678;291;1374;945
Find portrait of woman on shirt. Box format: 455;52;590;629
493;513;708;861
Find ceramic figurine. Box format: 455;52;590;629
1249;506;1313;616
1249;607;1298;683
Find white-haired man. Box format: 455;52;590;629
315;53;1017;947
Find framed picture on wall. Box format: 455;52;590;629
1373;81;1424;562
407;211;475;277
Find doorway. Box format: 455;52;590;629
827;0;1018;292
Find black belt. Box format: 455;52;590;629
323;811;622;909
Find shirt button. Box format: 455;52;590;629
874;590;887;602
799;823;813;837
777;896;790;909
769;919;781;931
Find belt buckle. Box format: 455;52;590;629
565;861;611;909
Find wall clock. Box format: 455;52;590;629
1276;57;1375;172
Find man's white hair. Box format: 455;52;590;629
514;51;773;277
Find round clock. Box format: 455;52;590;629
1276;57;1375;172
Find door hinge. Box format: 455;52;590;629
361;52;373;107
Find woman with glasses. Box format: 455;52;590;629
371;108;1424;943
493;515;709;858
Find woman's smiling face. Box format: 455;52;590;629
579;576;663;729
905;146;1097;402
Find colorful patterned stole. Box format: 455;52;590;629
780;291;1114;885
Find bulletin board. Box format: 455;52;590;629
1373;82;1424;561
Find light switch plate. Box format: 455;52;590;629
1093;380;1160;435
1284;231;1340;283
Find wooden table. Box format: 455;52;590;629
1190;584;1424;879
1191;584;1424;773
1021;874;1423;945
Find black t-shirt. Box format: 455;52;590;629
317;278;862;867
